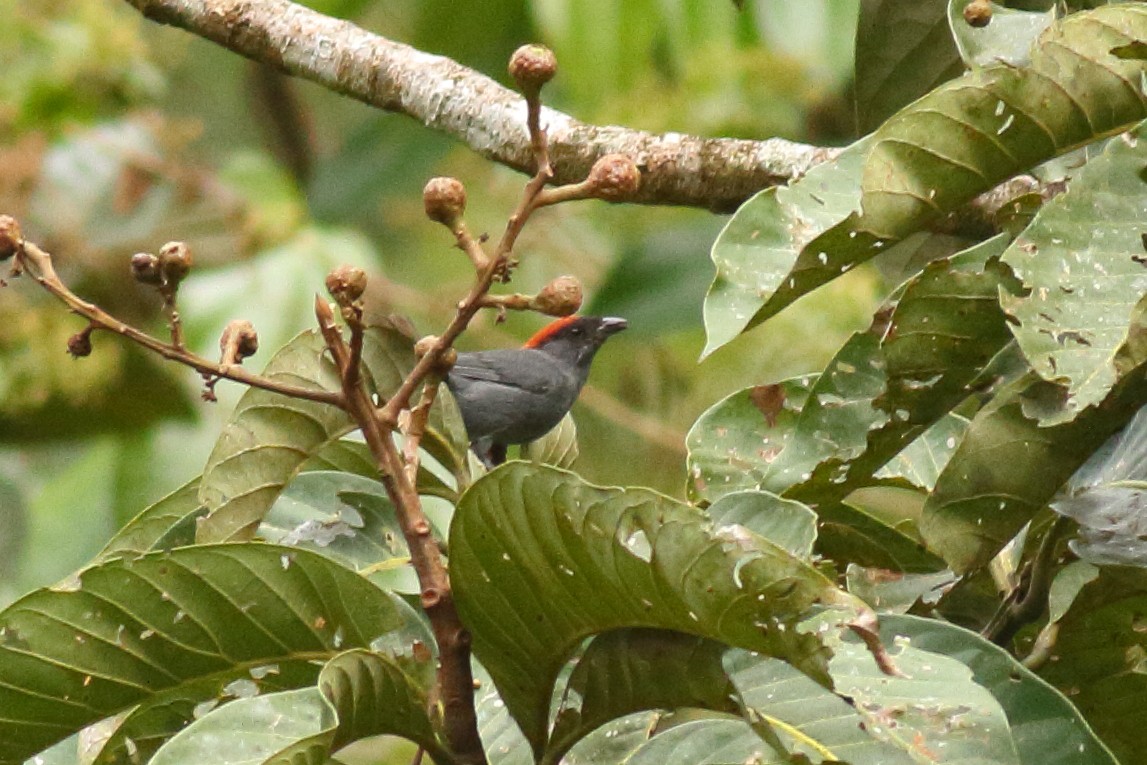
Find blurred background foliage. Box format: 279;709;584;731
0;0;882;605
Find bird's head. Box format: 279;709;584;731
524;315;628;369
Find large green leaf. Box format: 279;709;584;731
855;0;965;133
862;5;1147;239
450;464;874;756
1000;124;1147;424
706;6;1147;355
686;376;817;504
260;471;420;594
0;545;411;764
874;614;1117;765
921;371;1147;572
196;320;435;542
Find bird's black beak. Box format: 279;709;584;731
598;317;628;338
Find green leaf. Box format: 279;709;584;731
619;719;765;765
855;0;965;133
319;649;441;754
693;235;1016;509
1000;124;1147;424
921;373;1147;572
0;545;409;763
522;413;579;470
151;649;445;765
98;478;204;561
450;464;874;757
948;1;1056;68
1036;567;1147;764
544;630;737;765
197;320;431;543
702;139;871;356
686;376;818;504
149;687;331;765
260;471;419;594
705;491;818;559
889;614;1118;765
861;5;1147;239
845;565;957;613
726;649;918;764
196;330;347;542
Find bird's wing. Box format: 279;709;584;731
447;349;564;395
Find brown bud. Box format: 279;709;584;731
414;335;439;358
220;319;259;365
508;44;557;95
423;177;467;227
531;275;583;317
158;241;192;286
585;154;641;200
963;0;992;27
130;252;163;285
325;264;368;307
67;327;94;358
414;335;456;371
0;215;22;261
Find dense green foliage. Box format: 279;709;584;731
3;1;1147;763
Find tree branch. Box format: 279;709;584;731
122;0;836;211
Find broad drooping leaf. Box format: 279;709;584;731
855;0;964;132
921;371;1147;572
880;615;1117;765
702;140;872;356
196;320;462;542
1000;126;1147;424
862;5;1147;239
450;464;874;756
1036;567;1147;765
705;5;1147;355
148;649;444;765
0;545;428;764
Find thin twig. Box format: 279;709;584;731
313;296;485;763
8;234;344;407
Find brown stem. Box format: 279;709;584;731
982;516;1069;646
9;234;344;407
402;379;441;486
314;297;484;763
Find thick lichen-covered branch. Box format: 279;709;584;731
122;0;835;211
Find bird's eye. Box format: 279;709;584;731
571;327;583;335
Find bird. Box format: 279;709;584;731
446;315;628;468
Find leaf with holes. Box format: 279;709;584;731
861;6;1147;239
921;372;1147;572
1000;126;1147;424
